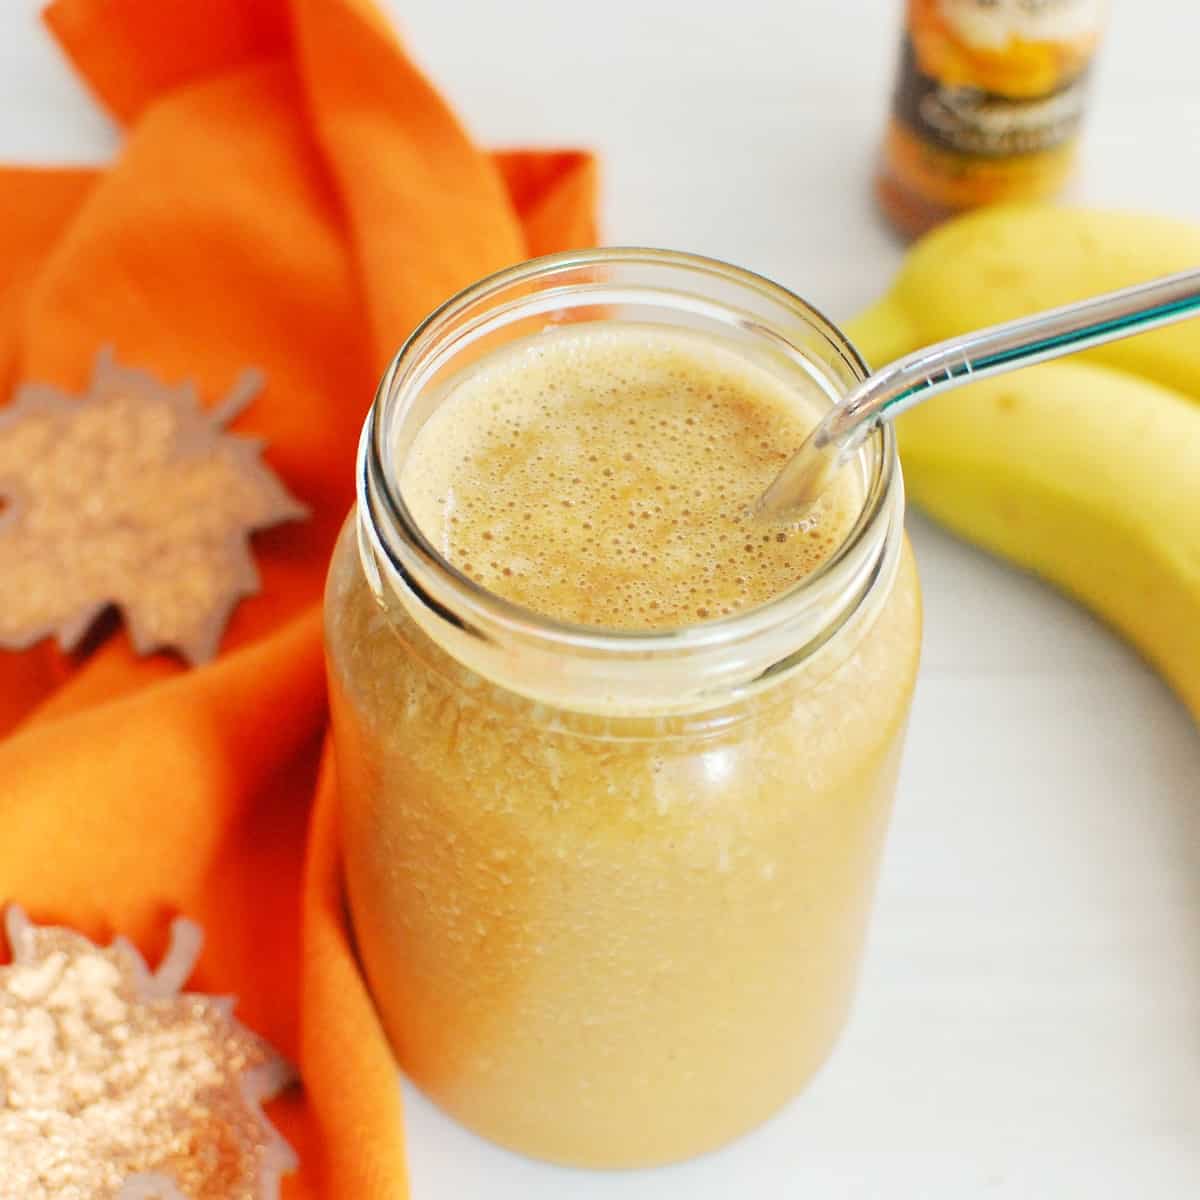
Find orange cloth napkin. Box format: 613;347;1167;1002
0;1;598;1195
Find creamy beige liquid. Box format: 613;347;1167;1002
326;321;921;1167
404;323;858;627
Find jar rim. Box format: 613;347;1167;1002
359;247;901;706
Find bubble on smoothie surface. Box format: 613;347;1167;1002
401;323;859;630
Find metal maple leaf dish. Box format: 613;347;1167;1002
0;905;298;1199
0;349;308;666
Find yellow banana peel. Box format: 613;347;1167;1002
848;206;1200;723
848;205;1200;398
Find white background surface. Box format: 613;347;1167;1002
2;1;1198;1197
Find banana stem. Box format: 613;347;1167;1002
843;296;922;371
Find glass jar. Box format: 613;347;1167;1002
325;250;922;1167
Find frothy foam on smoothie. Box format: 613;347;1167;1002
402;323;860;630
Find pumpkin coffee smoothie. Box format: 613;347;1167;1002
326;254;921;1167
402;323;859;628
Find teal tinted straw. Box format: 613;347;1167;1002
756;268;1200;520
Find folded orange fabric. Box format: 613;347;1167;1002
0;2;598;1195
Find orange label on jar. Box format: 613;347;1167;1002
893;34;1092;158
937;0;1105;49
877;0;1106;233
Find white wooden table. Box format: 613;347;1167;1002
3;2;1198;1196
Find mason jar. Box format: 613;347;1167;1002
325;249;922;1167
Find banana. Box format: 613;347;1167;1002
895;358;1200;723
847;206;1200;397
